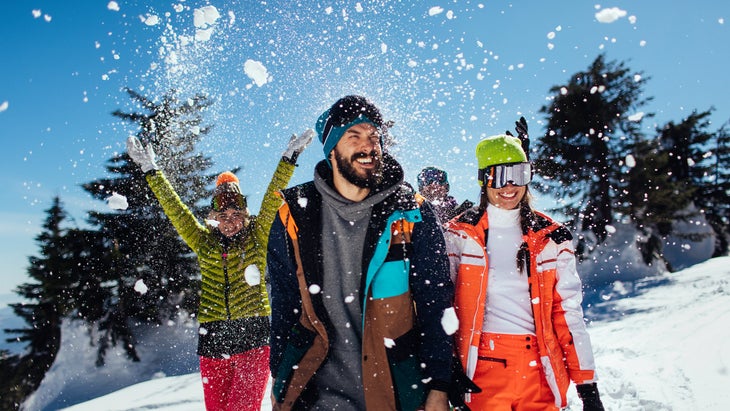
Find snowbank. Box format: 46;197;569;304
24;315;199;411
37;257;730;411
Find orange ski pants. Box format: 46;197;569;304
468;333;559;411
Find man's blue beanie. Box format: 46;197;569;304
316;95;384;167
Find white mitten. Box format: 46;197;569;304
126;136;159;173
282;128;315;162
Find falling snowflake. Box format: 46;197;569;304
107;192;129;210
134;279;148;295
441;307;459;335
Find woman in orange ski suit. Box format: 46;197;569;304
443;127;605;411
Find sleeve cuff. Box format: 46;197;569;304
282;153;298;165
144;168;159;178
426;379;450;393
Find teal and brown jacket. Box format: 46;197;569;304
267;157;455;410
145;159;295;357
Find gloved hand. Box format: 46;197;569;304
514;116;528;139
126;136;159;173
282;128;315;163
577;383;605;411
505;116;528;138
505;116;530;161
447;356;482;410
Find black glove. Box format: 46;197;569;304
577;383;605;411
504;117;528;137
447;356;482;411
514;116;528;139
505;116;531;161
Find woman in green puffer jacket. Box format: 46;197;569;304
126;130;312;411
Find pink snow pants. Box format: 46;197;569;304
199;345;270;411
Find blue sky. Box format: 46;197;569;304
1;0;728;297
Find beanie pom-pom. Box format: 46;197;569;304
216;171;239;186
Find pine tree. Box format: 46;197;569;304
608;110;718;269
0;351;22;410
698;120;730;256
535;54;653;251
79;88;215;365
659;110;714;188
622;139;691;269
0;197;74;409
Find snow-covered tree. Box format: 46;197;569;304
623;137;693;270
79;89;215;365
535;54;653;252
697;118;730;256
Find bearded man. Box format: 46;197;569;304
267;95;455;411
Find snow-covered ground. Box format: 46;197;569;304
584;257;730;410
21;315;201;411
20;256;729;411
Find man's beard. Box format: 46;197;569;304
334;148;383;189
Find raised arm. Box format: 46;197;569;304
126;136;206;251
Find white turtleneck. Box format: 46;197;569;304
483;205;536;335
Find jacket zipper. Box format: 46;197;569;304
400;220;408;271
222;244;231;320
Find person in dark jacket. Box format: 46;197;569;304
127;130;312;411
416;166;473;223
267;95;455;411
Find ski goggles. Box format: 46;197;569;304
478;162;533;188
211;192;247;212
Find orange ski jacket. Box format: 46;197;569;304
444;207;597;408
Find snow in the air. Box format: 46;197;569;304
4;2;729;411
